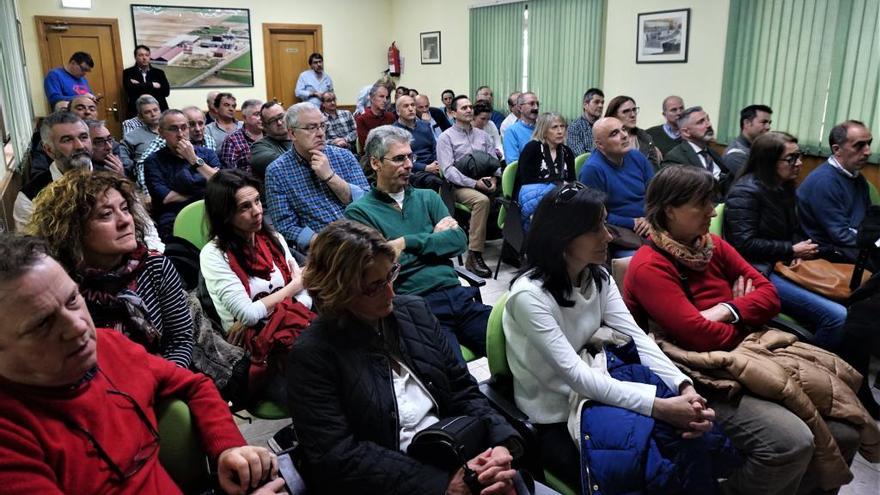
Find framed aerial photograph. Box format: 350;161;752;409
131;5;254;88
420;31;441;64
636;8;690;64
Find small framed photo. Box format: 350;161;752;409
420;31;441;65
636;8;690;64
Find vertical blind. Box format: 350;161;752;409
469;2;525;106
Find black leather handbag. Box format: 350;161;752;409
408;416;488;493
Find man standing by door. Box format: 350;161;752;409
122;45;170;118
295;53;334;108
43;52;96;110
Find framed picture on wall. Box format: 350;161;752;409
636;8;690;64
420;31;441;64
131;4;254;88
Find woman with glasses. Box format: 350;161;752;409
515;112;576;230
287;219;526;494
201;169;311;404
27;170;194;368
723;132;846;349
605;95;662;169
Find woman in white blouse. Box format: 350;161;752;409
503;182;715;491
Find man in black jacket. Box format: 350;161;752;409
123;45;170;118
661;106;732;196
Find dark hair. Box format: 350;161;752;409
396;86;408;94
213;92;235;109
0;235;50;286
441;89;455;99
69;51;94;68
40;110;84;145
829;119;867;149
513;184;609;307
677;106;704;129
308;52;323;64
205;170;285;278
134;45;151;56
737;131;798;187
408;88;419;96
582;88;604;104
473;102;491;116
645;165;717;231
451;95;470;111
604;95;635;119
739;104;773;129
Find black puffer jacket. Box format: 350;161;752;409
723;173;799;263
287;295;521;495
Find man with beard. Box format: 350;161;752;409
250;102;292;181
14;112;93;230
345;125;490;363
26;94;99;182
265;103;369;252
662;106;731;196
503;92;540;163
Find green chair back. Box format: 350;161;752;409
156;399;211;493
460;345;477;362
574;153;590;178
869;181;880;205
173;200;209;249
709;203;725;236
497;161;518;228
486;292;511;378
249;400;290;419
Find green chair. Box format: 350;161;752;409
574;153;590;178
156;399;211;493
172;200;209;249
709;202;725;236
249;400;290;419
869;181;880;205
493;161;525;279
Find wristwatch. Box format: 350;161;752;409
191;157;206;170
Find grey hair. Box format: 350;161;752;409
829;120;867;149
284;102;320;130
364;125;411;161
662;95;683;112
40;111;85;145
516;92;536;106
136;94;159;114
83;119;106;130
205;91;219;105
677;106;704;129
181;105;204;116
158;109;186;129
241;99;263;117
369;83;387;98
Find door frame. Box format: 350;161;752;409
35;16;125;113
262;23;323;104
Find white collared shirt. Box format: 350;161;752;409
828;155;859;178
392;360;440;451
687;141;721;179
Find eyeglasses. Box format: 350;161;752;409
163;124;189;133
778;152;802;166
382;153;415;165
264;115;285;126
293;122;327;134
92;136;116;147
79;64;93;73
554;182;587;204
620;107;640;116
362;262;401;296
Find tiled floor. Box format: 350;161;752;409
240;239;880;494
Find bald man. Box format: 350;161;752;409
578;117;655;244
415;94;450;138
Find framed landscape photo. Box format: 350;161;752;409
636;8;690;64
131;5;254;88
420;31;441;64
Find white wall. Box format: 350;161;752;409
20;0;392;114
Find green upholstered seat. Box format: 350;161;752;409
156;399;211;493
172;200;209;249
574;152;590;178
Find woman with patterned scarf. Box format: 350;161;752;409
201;169;312;404
27;170;194;368
622;165;871;495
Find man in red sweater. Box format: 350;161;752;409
0;235;283;494
355;83;395;151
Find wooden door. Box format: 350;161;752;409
36;16;125;137
263;24;323;108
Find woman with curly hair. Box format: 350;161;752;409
27;169;194;367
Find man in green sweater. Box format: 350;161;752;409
345;125;489;361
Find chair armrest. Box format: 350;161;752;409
771;316;815;343
479;382;544;480
456;266;486;288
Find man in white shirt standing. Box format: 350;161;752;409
295;53;334;108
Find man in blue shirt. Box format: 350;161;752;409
503;92;539;163
265;103;369;252
295;53;334;108
475;85;505;130
393;95;442;190
43;52;95;110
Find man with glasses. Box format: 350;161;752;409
567;88;604;156
0;235;282;494
87;119;129;176
43;51;96;110
646;95;686;155
321;91;356;151
251;102;292;180
265;103;369;252
503;91;540;163
797;120;875;265
723;104;773;177
144;109;221;240
295;52;334;109
345;125;490;362
661;106;732;196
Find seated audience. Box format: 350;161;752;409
204;90;219;124
646;95;685;155
28;170;194;367
201;170;312;403
503;92;540;163
723;104;773;177
472;102;505;160
0;234;281;494
797;119;874;265
567;88;604;156
505;183;732;492
205;93;243;152
355;76;395;115
26;94;99;182
321;91;357;150
516;112;576;229
143;109;221;240
475;85;505;129
87;119;130;177
355;83;395;151
250;102;292;181
408;88;419;97
662;106;732;196
436;95;500;277
499;91;522;137
724;131;846;349
345;125;490;360
287;219;524;493
440;88;456;126
134;106;217;189
15;111;92;231
43;51;94;109
624;165;870;495
414;94;449;138
393;95;443;190
265;103;369;252
218;98;263;172
120;95;161;166
605;95;662;169
68;93;99;121
579;117;654;254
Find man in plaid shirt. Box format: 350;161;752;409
218;99;263;171
321;91;357;152
265;103;369;252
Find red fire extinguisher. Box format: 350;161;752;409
388;42;401;77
